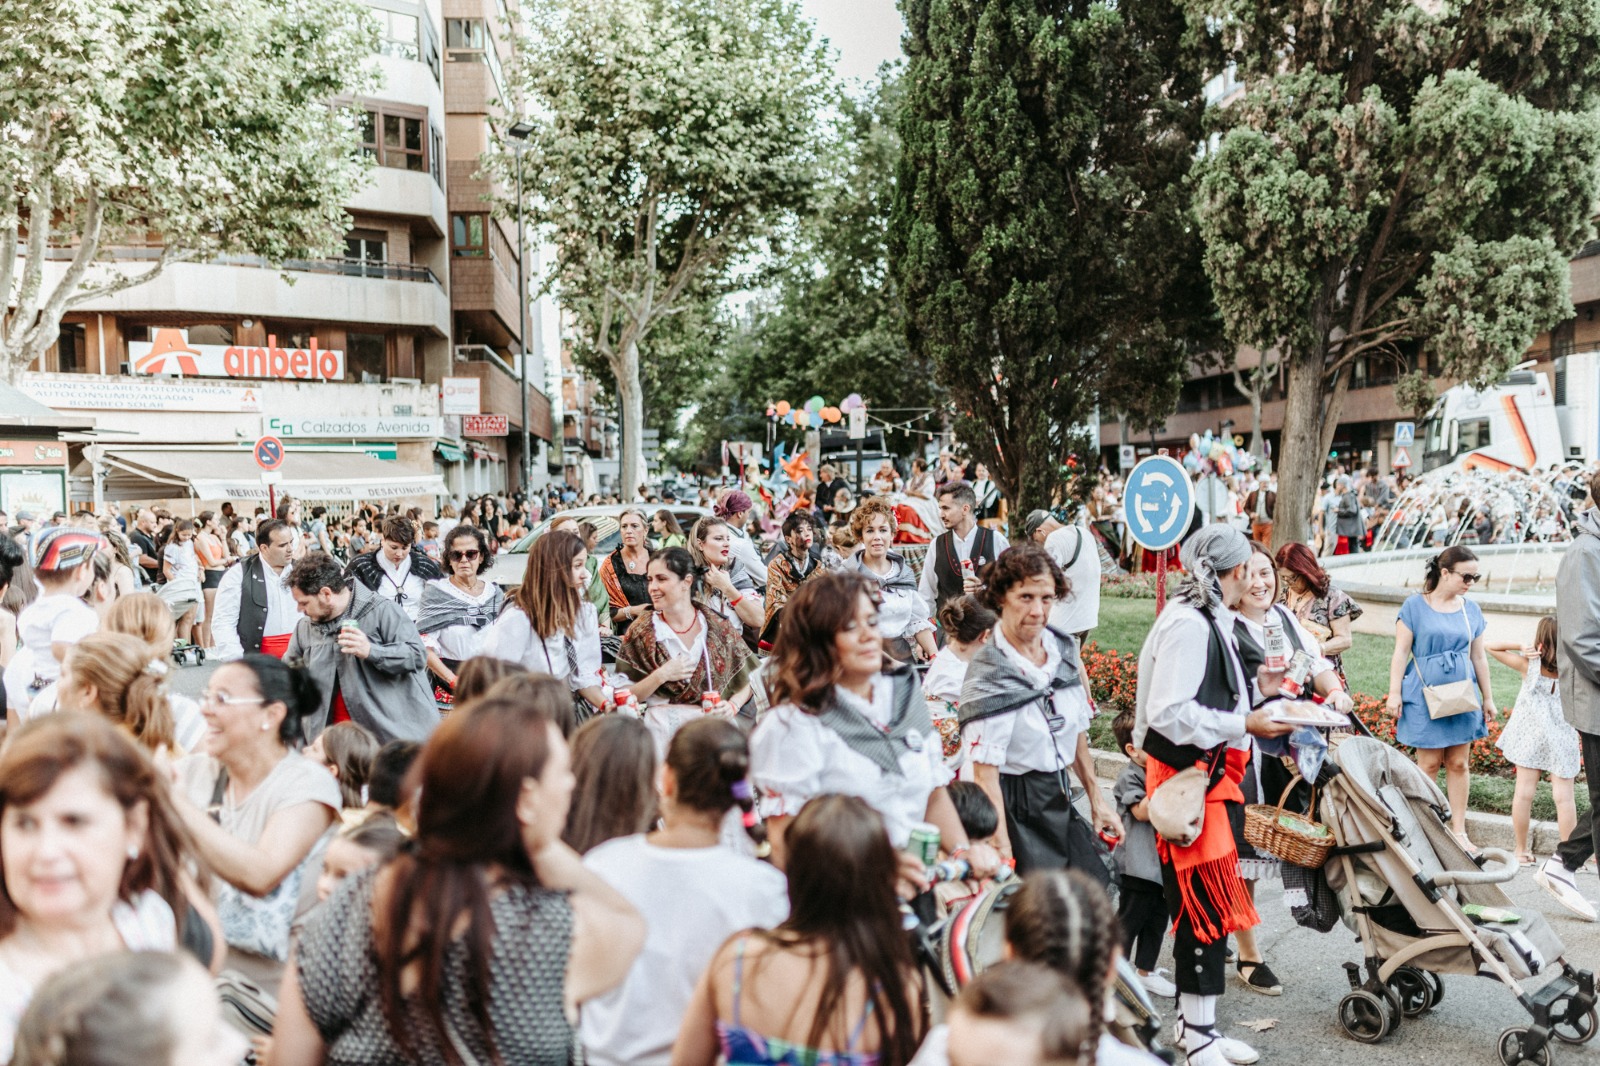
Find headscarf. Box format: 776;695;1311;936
1175;524;1252;611
713;490;753;519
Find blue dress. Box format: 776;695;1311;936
1398;594;1488;749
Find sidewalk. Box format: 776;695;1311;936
1088;747;1562;854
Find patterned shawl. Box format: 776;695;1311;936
764;545;829;632
615;604;757;703
957;627;1082;728
414;579;505;637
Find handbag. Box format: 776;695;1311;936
215;969;277;1039
207;769;300;962
1414;607;1482;720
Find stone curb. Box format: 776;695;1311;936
1089;747;1562;855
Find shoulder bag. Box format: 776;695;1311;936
1414;606;1482;719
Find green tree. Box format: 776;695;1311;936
889;0;1217;523
509;0;833;500
0;0;377;382
681;73;943;467
1190;0;1600;546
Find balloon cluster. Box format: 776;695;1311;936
1182;430;1258;478
767;393;866;429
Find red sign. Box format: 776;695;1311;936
254;435;286;470
462;414;509;437
130;328;345;381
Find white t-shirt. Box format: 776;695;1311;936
163;540;199;583
752;679;953;849
4;593;99;714
1044;523;1100;635
910;1027;1164;1066
580;835;789;1066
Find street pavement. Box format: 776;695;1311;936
169;656;218;703
1145;863;1600;1065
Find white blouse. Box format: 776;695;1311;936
751;679;953;849
1134;600;1252;754
482;600;603;691
419;579;503;661
962;627;1092;775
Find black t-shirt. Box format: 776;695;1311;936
815;478;845;511
130;529;161;579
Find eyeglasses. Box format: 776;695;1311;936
201;691;265;707
448;549;482;562
1450;570;1482;584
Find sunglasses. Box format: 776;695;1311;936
448;549;482;561
1450;570;1482;584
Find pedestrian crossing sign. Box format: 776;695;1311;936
1393;446;1412;468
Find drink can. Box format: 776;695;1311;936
1262;613;1288;671
339;619;361;631
616;690;638;715
908;822;941;867
701;691;720;713
961;559;973;572
1280;649;1314;698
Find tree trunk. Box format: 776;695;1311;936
1273;351;1330;547
614;339;647;501
1248;382;1264;462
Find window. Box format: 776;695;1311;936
188;324;233;346
55;324;87;373
356;105;431;172
445;18;506;101
452;214;488;257
430;126;443;186
348;332;388;383
344;231;387;277
376;9;419;61
421;14;440;83
1457;418;1492;454
446;18;486;48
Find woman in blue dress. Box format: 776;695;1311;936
1386;545;1499;852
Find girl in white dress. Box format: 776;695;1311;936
1489;616;1581;865
922;596;997;779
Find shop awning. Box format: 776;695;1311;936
435;441;466;463
93;448;448;502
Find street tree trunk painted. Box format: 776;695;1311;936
612;338;647;501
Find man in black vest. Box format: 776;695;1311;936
918;480;1010;614
212;518;298;659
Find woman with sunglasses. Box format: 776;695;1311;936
416;525;505;706
1386;545;1497;853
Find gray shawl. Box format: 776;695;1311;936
958;627;1083;728
848;551;920;596
816;666;933;776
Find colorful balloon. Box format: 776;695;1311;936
775;400;791;417
808;411;823;428
822;406;841;423
842;393;863;411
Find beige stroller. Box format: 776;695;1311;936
1316;736;1595;1065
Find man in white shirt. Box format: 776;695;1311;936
919;481;1010;614
211;518;299;660
1024;509;1100;640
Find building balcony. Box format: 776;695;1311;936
47;254;451;338
348;165;448;237
451;344;552;441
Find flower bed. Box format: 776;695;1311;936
1100;573;1161;599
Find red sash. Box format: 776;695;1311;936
259;633;291;659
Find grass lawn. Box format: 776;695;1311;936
1088;599;1584;820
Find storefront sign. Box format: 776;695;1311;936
262;415;442;439
1;471;65;518
130;328;345;381
0;441;67;467
441;377;481;415
21;374;261;413
461;413;508;437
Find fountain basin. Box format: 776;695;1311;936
1323;543;1561;615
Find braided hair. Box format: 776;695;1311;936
666;716;768;855
1002;869;1120;1050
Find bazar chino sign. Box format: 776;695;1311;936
461;413;508;437
130;328;345;381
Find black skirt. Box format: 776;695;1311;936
999;769;1117;895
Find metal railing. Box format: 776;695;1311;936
453;343;519;381
43;246;443;286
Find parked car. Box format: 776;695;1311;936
487;504;711;587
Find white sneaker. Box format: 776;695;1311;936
1175;1017;1260;1065
1537;859;1598;922
1140;968;1177;998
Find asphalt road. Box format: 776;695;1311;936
168;655;218;702
1147;866;1600;1066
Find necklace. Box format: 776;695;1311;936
667;610;700;636
622;547;647;573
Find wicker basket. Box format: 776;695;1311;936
1244;777;1335;869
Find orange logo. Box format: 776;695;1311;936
134;329;202;375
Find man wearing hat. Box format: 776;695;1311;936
1027;508;1100;642
919;480;1010;615
1133;525;1297;1066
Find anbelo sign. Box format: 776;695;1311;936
130;328;345;381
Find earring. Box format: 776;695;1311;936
260;722;271;732
126;844;140;861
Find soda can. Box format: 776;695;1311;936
1262;613;1288;671
616;690;639;715
339;619;361;631
908;822;941;868
701;691;720;713
1280;649;1315;699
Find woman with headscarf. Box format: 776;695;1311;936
711;490;767;591
1131;525;1299;1066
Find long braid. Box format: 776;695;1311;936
1005;870;1120;1051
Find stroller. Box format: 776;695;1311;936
1315;736;1595;1065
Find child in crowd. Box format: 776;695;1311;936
938;781;1002;912
419;520;442;562
307;720;382;823
925;596;998;779
1490;617;1581;866
315;813;407;903
3;528;103;718
366;738;422;830
1112;710;1174;999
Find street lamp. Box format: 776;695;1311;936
507;120;536;494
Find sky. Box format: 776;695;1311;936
799;0;906;85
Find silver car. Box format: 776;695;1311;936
487;504;712;587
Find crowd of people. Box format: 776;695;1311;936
3;442;1600;1066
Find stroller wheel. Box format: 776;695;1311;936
1549;996;1597;1045
1422;970;1444;1008
1388;967;1435;1017
1339;990;1394;1043
1499;1027;1554;1066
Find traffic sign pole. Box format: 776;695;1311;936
1155;549;1167;615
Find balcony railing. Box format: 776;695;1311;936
454;343;518;380
44;246;442;286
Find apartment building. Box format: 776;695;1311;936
29;0;555;509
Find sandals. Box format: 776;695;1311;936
1237;959;1284;996
1518;853;1537;868
1453;832;1483;860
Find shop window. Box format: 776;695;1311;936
188;324;233;346
344;231;388;277
264;327;313;349
452;213;488;257
348;332;388;383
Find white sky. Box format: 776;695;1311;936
799;0;905;85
